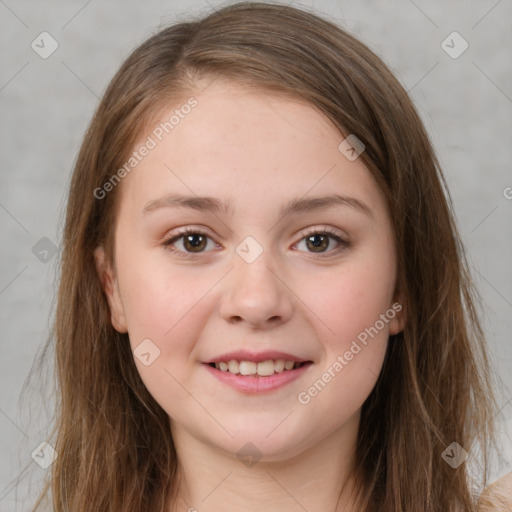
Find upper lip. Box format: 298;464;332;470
205;349;311;364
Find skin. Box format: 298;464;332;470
477;472;512;511
95;79;405;512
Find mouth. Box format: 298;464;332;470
205;359;312;377
202;349;314;392
203;359;313;393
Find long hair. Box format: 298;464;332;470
27;2;497;510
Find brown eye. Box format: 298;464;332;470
305;233;330;252
182;233;208;252
295;229;349;256
163;229;217;256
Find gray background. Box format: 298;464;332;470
1;0;511;509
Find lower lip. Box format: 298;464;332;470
203;362;313;393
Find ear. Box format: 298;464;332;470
388;291;406;336
94;246;128;333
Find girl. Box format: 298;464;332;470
29;2;507;510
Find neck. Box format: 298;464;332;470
168;412;361;512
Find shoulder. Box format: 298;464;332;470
477;471;512;511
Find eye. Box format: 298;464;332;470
162;226;350;258
162;228;219;257
294;227;349;256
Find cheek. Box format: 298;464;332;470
293;246;395;410
297;247;396;346
115;245;213;360
296;277;391;425
117;254;214;416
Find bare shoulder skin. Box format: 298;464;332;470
477;471;512;511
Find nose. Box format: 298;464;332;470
218;249;294;329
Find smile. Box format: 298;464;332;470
209;359;308;376
203;360;313;393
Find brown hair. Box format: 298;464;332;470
25;2;498;510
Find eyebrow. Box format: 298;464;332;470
141;193;373;219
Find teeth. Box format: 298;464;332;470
284;360;294;370
257;360;275;376
214;359;304;376
274;360;285;373
227;360;239;374
239;361;257;375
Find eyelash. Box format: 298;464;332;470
162;226;350;258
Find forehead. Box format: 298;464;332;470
116;81;386;221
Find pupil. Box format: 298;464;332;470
185;234;206;252
307;234;328;252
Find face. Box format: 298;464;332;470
95;80;404;461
